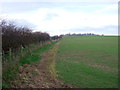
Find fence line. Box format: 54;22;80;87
2;41;52;63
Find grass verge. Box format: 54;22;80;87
2;41;56;88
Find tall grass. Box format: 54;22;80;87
2;41;56;88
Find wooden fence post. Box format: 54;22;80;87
20;45;23;58
2;50;5;62
9;48;12;61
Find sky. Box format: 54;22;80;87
0;0;118;36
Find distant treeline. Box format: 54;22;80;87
51;35;63;40
51;33;103;40
1;20;50;53
63;33;102;36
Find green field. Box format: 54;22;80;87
55;36;118;88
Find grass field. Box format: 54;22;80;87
55;36;118;88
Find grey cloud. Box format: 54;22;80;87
45;13;59;20
69;25;118;35
13;19;37;29
1;2;115;14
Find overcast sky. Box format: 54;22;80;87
0;0;118;36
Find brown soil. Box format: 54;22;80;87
12;42;74;88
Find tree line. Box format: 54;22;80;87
1;20;50;54
64;33;102;36
51;33;102;40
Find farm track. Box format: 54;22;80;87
13;42;74;88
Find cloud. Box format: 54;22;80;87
30;8;117;28
70;25;118;35
95;4;118;14
0;0;118;3
0;2;117;36
45;13;59;20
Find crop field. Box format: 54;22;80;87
55;36;118;88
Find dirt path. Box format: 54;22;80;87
13;42;74;88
